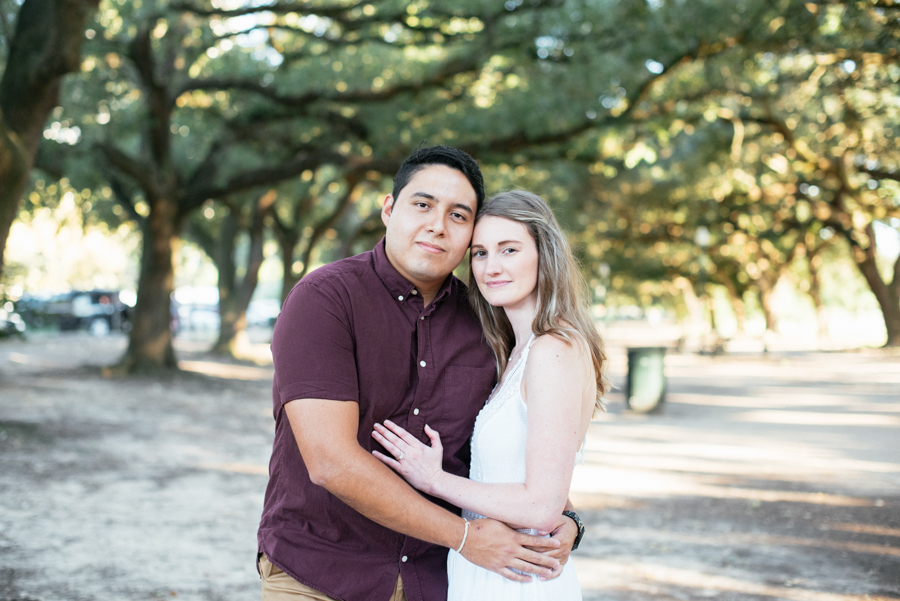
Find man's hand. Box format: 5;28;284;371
535;514;578;580
461;519;560;583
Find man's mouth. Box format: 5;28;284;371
416;242;444;254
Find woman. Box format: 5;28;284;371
372;190;609;600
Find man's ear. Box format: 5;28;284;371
381;194;394;227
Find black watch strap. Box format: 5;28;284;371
562;510;585;550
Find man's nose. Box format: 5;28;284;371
425;212;446;235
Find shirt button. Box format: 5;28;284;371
398;295;404;301
413;408;419;415
411;289;418;295
401;555;408;562
419;360;426;367
420;316;425;320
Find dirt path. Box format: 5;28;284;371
0;333;897;601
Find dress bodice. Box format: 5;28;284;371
448;333;584;600
466;335;535;489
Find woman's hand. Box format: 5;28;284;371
372;421;444;495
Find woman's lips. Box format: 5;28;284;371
485;281;510;288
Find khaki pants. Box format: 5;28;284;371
259;554;407;601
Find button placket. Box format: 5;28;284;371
411;307;434;436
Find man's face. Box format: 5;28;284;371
381;165;478;293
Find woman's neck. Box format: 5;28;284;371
503;294;538;356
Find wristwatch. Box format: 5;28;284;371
562;510;585;550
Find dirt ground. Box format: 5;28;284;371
0;331;898;601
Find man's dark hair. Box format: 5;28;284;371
392;145;485;211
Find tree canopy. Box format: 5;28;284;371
1;0;898;368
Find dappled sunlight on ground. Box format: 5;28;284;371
0;334;897;599
572;350;899;599
180;359;273;381
574;558;895;601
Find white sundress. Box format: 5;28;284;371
447;334;582;601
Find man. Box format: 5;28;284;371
258;146;582;601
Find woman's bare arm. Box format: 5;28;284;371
373;335;595;533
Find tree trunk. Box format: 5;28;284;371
0;116;29;276
720;277;747;333
210;211;239;354
112;199;180;373
757;277;778;335
211;197;268;356
674;276;705;352
278;233;300;305
850;226;900;346
0;0;96;278
807;254;829;340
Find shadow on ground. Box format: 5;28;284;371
0;333;898;600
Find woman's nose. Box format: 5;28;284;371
484;254;502;275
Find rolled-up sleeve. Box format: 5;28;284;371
272;280;359;407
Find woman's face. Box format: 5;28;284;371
471;215;539;311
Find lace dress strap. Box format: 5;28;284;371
518;332;537;363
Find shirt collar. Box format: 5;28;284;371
373;237;456;309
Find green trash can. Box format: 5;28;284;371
625;347;667;413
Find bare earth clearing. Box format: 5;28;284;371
0;332;898;601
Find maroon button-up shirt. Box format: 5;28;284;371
258;239;496;601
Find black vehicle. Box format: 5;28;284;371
43;290;131;335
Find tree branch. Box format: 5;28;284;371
298;172;363;279
183;150;347;211
859;166;900;183
170;1;355;19
99;142;159;199
175;51;483;108
465;38;719;158
127;22;172;169
109;174;145;225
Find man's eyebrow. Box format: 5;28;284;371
409;192;474;215
450;203;474;215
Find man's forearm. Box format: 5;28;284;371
323;447;465;549
287;399;466;549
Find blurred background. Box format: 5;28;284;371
1;0;898;366
1;2;899;600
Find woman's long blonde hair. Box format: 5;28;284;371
468;190;609;413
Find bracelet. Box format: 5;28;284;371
456;518;470;553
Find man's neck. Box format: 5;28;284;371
383;250;446;307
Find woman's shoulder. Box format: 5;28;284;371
527;330;591;370
522;332;594;405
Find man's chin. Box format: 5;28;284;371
409;261;457;283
